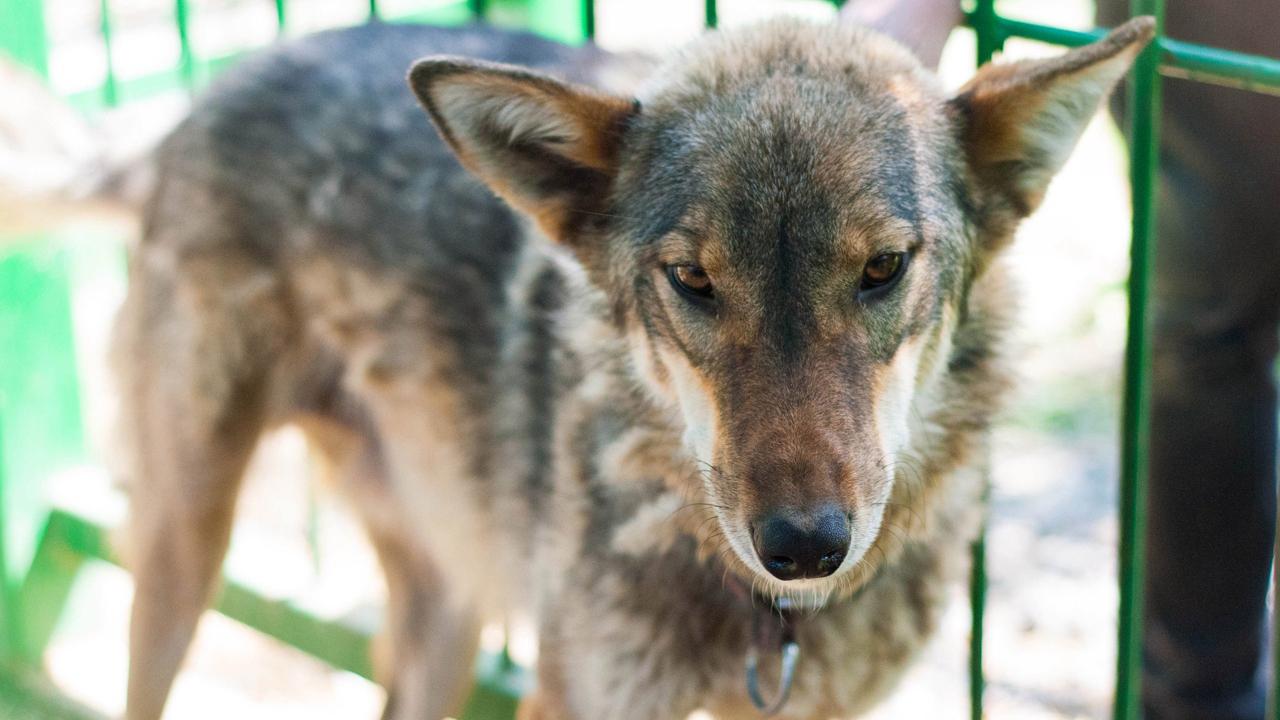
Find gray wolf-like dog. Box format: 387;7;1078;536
114;14;1153;720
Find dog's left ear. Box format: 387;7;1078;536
949;17;1155;239
409;57;637;247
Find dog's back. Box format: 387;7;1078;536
116;23;639;719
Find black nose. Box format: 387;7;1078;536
752;505;851;581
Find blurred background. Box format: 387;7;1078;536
1;0;1146;718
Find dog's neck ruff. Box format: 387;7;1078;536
724;575;802;716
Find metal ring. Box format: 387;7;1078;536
745;639;800;716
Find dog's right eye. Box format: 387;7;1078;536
667;265;715;302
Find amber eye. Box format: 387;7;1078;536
860;252;907;293
667;265;715;301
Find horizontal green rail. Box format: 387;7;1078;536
963;11;1280;96
39;506;375;679
25;502;525;717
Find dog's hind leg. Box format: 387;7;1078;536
116;251;287;720
341;451;480;720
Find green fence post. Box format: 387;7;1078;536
98;0;119;106
1115;3;1164;720
0;0;50;78
174;0;195;88
581;0;593;40
704;0;717;29
969;523;986;720
971;0;1002;66
966;5;1001;717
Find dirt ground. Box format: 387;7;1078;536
12;1;1145;718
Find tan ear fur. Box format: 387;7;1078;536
408;57;637;245
950;17;1156;227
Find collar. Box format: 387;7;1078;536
725;575;802;716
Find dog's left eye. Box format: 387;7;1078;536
667;265;715;301
860;252;907;294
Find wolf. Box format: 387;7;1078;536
114;14;1154;720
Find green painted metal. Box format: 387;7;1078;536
174;0;195;88
24;504;523;716
1115;2;1164;719
0;666;101;720
581;0;594;40
968;531;986;720
961;5;1280;718
0;238;89;666
5;2;1280;719
519;0;591;45
1159;36;1280;97
98;0;119;106
275;0;287;33
0;0;50;77
369;0;380;20
960;13;1280;95
704;0;716;29
970;0;1001;65
965;6;999;717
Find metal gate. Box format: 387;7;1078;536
1;0;1279;718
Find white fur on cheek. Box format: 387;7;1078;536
875;334;926;463
657;348;718;463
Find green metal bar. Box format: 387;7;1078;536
0;418;10;664
219;581;375;679
174;0;195;89
1114;3;1164;720
0;240;88;666
582;0;594;40
47;505;377;678
962;14;1280;95
1159;37;1280;97
369;0;379;20
33;504;524;716
965;6;998;716
13;510;90;666
99;0;119;106
467;0;487;20
969;531;986;720
274;0;287;34
0;0;50;78
971;0;1001;65
704;0;717;29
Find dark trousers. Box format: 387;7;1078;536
1140;133;1278;720
1095;3;1280;718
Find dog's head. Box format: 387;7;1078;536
410;17;1153;597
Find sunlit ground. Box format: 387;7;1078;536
12;0;1136;718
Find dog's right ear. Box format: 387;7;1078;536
948;17;1155;246
409;58;637;247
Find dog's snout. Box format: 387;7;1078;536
752;505;851;581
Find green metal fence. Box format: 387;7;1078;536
965;2;1280;719
2;0;1280;718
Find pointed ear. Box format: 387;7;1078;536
408;57;637;245
949;17;1155;230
